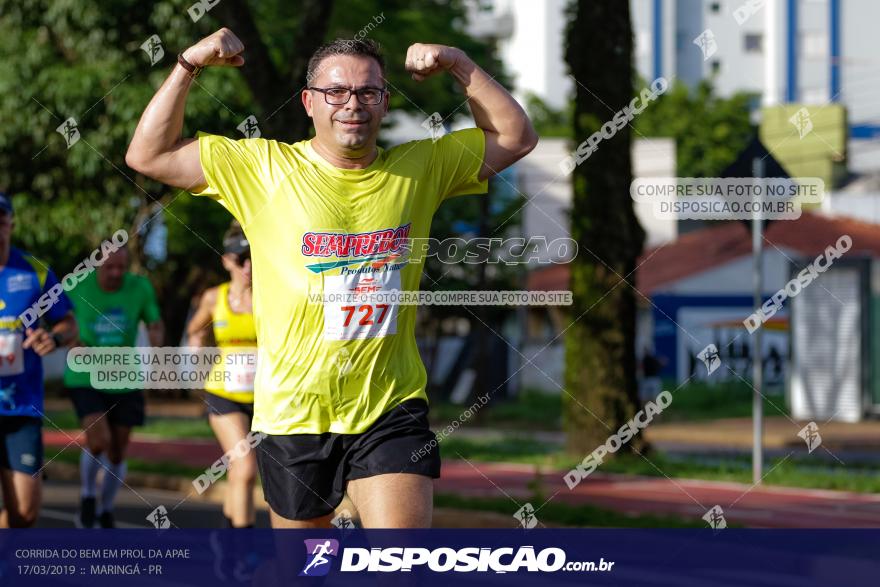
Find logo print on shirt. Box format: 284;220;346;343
302;223;410;274
93;308;128;345
6;274;32;293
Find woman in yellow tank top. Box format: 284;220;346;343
187;221;258;528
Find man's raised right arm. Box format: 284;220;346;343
125;28;245;191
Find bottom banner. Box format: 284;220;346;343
0;529;877;586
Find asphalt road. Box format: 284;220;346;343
35;480;271;529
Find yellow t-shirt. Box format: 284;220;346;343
194;129;487;434
205;282;257;403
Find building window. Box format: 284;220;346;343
744;33;763;53
711;60;721;74
709;2;721;13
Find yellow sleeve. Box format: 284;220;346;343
430;128;489;205
191;133;275;227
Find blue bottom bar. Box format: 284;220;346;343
1;529;878;586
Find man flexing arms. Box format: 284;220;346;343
126;28;536;528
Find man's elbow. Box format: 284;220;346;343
125;146;149;175
515;123;539;159
125;144;165;178
523;118;539;150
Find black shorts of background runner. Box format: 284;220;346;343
204;392;254;419
67;387;145;427
0;416;43;474
256;398;441;520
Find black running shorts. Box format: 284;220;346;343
68;387;146;427
255;398;441;520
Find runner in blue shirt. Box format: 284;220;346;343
0;192;77;527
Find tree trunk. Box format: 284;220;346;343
563;0;647;454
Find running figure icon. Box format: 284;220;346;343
300;539;338;576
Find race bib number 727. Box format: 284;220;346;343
323;271;400;341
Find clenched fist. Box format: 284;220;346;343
182;28;245;68
404;43;463;81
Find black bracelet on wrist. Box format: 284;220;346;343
177;53;202;78
51;333;64;348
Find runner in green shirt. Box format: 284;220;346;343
63;247;164;528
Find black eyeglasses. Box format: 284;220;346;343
308;86;386;105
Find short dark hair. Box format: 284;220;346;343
306;39;385;85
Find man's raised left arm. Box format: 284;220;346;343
406;44;539;181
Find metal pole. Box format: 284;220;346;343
474;185;490;410
751;158;765;485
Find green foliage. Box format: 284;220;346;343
633;79;756;177
1;0;254;306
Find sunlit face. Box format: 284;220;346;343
302;54;389;157
97;248;128;291
222;251;252;286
